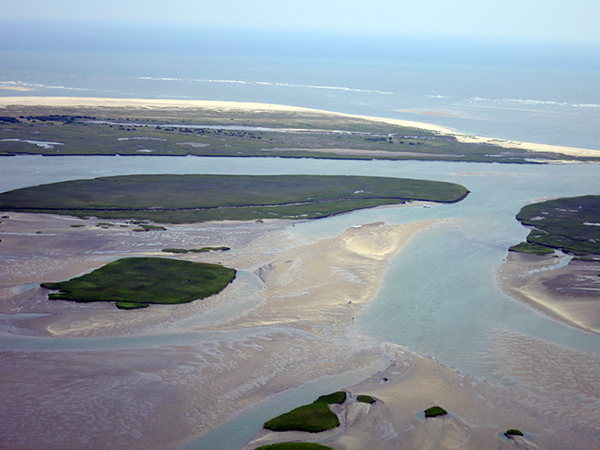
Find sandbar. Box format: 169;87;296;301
0;86;32;92
498;252;600;335
1;96;599;158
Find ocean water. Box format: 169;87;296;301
1;44;600;150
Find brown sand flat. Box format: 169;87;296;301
498;252;600;335
2;211;600;449
245;342;600;450
0;209;434;449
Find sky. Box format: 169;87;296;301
3;0;600;44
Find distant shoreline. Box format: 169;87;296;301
2;96;600;159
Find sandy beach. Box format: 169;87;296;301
498;252;600;336
1;96;599;158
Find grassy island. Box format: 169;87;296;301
511;195;600;255
0;174;469;223
263;392;346;433
424;406;448;418
40;257;236;309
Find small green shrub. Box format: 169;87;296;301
356;395;376;404
189;246;230;252
505;429;524;437
424;406;447;418
71;224;85;228
264;403;339;433
140;224;166;231
255;443;333;450
162;247;230;254
508;242;554;255
116;301;149;309
315;391;346;404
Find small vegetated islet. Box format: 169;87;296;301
162;246;230;254
505;429;524;437
254;444;333;450
356;394;376;404
424;406;448;418
40;257;236;309
263;391;346;433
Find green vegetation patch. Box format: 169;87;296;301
505;429;524;437
263;391;346;433
116;301;149;310
356;394;376;404
508;242;555;255
0;174;469;223
162;246;230;254
314;391;346;404
255;444;333;450
424;406;448;418
41;257;236;309
514;195;600;255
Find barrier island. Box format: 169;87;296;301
1;97;595;162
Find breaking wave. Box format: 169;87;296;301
137;77;393;95
0;81;91;92
467;96;600;109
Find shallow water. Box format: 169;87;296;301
2;156;600;365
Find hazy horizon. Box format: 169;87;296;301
4;0;600;44
1;19;599;71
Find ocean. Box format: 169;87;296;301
1;41;600;150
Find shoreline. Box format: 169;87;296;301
1;96;600;159
497;252;600;336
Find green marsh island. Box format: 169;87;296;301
41;257;236;309
509;195;600;256
0;174;469;223
263;391;347;433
